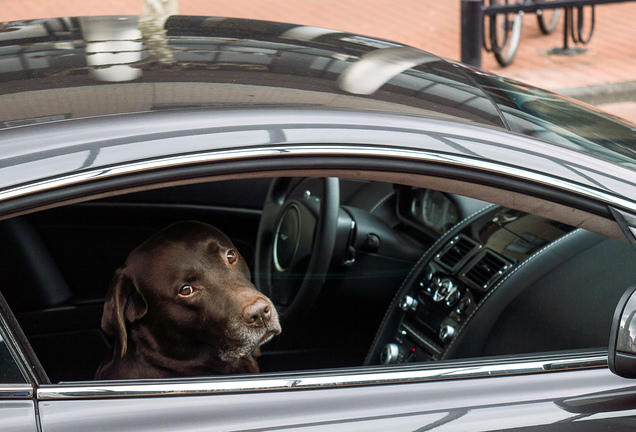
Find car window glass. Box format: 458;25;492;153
0;177;632;383
0;334;26;383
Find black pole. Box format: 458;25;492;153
563;6;571;50
461;0;483;68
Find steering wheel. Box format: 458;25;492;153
255;178;339;322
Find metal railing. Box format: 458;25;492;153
461;0;634;68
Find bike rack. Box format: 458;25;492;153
548;5;595;55
461;0;633;68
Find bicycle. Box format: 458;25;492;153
483;0;562;67
537;1;562;34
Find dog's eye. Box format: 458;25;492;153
178;285;194;297
226;249;239;264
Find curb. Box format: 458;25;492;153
557;81;636;105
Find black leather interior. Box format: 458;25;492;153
444;229;636;359
0;217;109;383
0;218;73;312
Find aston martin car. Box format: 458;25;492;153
3;14;636;431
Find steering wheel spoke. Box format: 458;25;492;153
255;178;340;321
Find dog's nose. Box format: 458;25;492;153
241;297;273;327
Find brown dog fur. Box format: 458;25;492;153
95;221;281;380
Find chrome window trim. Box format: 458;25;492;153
0;384;33;399
37;353;607;400
2;145;636;214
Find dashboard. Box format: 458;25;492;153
396;187;489;238
367;196;577;364
409;189;458;235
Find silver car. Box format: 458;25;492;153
2;14;636;431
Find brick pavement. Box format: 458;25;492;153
2;0;636;121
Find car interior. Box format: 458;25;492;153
1;175;635;384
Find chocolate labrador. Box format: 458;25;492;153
95;221;281;380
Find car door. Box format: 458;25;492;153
27;352;636;431
3;176;636;431
4;111;636;430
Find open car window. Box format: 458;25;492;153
0;176;633;384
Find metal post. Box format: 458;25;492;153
461;0;483;68
548;6;588;55
563;6;571;50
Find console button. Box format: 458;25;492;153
419;272;438;296
439;324;456;343
400;295;419;312
446;289;461;306
380;343;401;364
433;277;455;302
419;280;435;296
456;297;471;314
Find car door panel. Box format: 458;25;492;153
36;366;636;431
0;399;38;432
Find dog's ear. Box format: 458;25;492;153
101;268;148;357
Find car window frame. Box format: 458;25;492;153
0;290;39;399
1;143;636;399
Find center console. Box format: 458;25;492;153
368;205;575;365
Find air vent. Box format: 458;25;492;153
434;235;480;271
460;249;513;292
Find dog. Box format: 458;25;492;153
95;221;281;380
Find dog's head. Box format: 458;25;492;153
101;221;281;363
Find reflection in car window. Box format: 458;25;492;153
467;68;636;170
0;335;26;383
382;60;505;127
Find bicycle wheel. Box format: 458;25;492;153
537;1;562;35
488;0;523;67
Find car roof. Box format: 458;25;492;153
0;16;504;129
2;15;636;217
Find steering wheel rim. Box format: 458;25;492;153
255;177;339;321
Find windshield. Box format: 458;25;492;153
466;67;636;170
